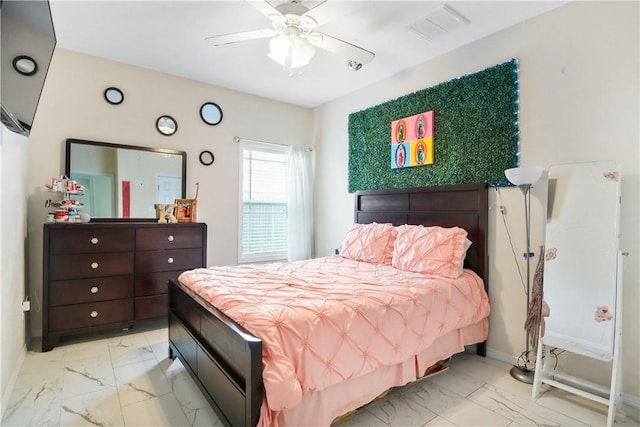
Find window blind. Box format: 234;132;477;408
239;140;289;262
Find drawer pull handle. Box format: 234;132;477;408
91;237;99;244
90;310;98;318
91;262;99;269
167;257;174;264
90;286;99;294
167;235;174;242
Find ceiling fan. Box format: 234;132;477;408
205;0;375;75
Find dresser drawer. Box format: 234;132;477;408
49;228;134;254
136;227;203;251
48;298;133;332
49;275;133;306
135;294;168;320
135;270;183;296
50;252;134;280
135;248;202;273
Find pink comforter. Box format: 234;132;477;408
178;256;489;413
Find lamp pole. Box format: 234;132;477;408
510;183;535;383
504;166;544;384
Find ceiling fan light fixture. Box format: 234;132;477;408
297;41;316;61
269;34;290;59
268;30;316;70
206;0;375;76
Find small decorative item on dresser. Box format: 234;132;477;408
45;175;85;223
175;199;196;223
154;203;178;223
191;182;199;222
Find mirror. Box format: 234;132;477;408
156;115;177;135
13;55;38;76
65;139;186;219
542;160;621;361
200;102;223;125
199;150;215;166
104;87;124;105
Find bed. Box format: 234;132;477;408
168;182;489;427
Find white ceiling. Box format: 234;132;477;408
49;0;567;108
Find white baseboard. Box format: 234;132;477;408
486;347;519;365
485;347;639;410
0;343;27;420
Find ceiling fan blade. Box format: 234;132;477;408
299;1;332;26
309;32;375;65
244;0;283;19
301;0;328;15
205;29;277;46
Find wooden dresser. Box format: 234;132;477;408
42;222;207;351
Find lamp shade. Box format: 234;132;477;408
505;166;544;186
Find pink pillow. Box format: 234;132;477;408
339;223;396;264
392;224;469;278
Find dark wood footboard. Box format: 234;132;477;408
168;280;262;427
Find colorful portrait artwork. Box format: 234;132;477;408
391;142;410;168
391;111;434;169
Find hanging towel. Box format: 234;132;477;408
525;246;547;353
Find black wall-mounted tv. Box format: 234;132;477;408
1;0;56;136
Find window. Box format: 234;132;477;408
239;140;289;263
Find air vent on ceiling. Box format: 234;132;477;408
410;5;470;41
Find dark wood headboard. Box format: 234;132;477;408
354;183;489;291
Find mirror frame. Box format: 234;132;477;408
65;138;187;222
199;150;215;166
104;87;124;105
200;102;223;126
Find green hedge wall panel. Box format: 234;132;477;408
348;59;519;192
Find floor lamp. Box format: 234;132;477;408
504;166;544;384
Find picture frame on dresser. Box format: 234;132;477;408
175;199;196;223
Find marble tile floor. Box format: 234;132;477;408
3;323;638;427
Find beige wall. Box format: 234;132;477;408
24;48;313;340
0;126;29;416
313;1;639;399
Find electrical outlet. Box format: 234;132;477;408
499;205;506;213
21;300;30;311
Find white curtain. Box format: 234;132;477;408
287;146;314;261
